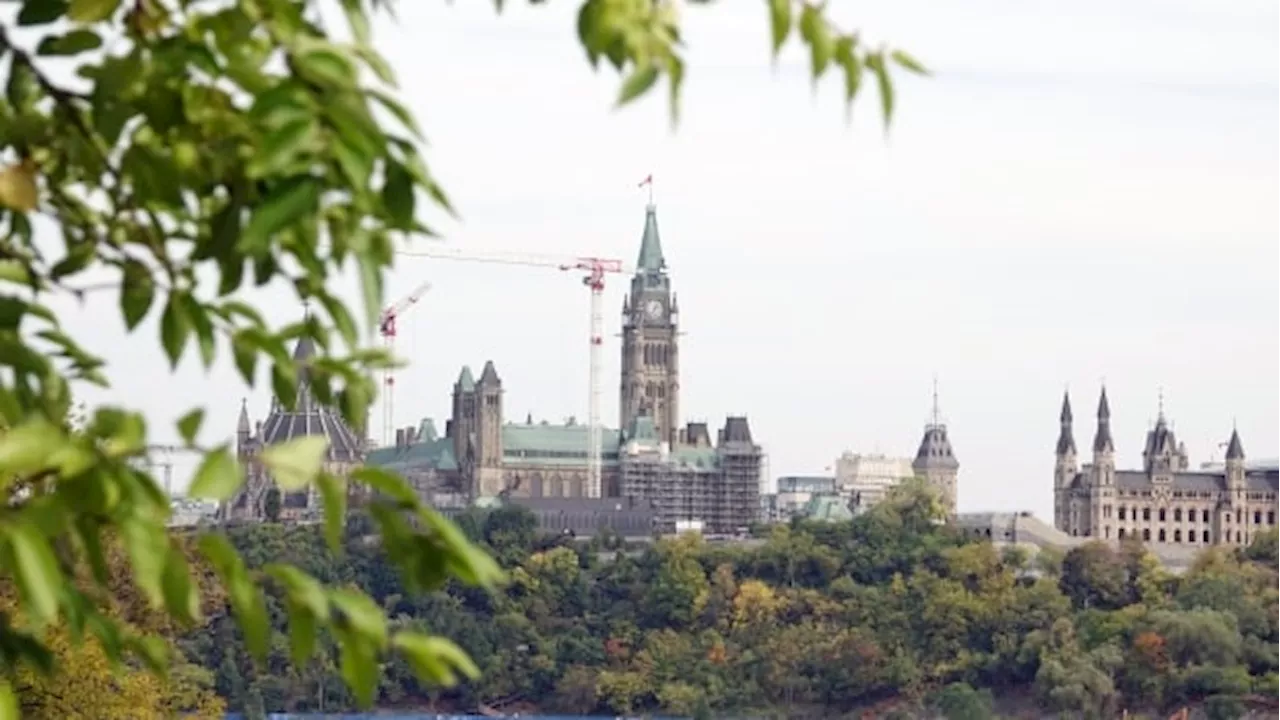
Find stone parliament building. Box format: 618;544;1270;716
225;203;764;535
1054;388;1278;548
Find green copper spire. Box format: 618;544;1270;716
636;204;666;272
455;365;475;392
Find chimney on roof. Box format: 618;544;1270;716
395;428;405;449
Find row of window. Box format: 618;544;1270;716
1110;527;1254;545
1104;505;1276;526
642;343;672;367
1116;489;1279;502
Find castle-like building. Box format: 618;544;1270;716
1054;388;1278;547
223;335;365;523
365;203;762;534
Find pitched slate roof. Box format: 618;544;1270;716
258;337;363;463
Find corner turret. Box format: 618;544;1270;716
912;380;959;516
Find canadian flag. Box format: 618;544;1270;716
638;174;653;188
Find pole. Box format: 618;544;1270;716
587;275;604;498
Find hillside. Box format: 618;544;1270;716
180;484;1280;720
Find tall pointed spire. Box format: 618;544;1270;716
1225;427;1245;461
1092;386;1114;453
636;204;666;273
455;365;476;392
237;397;251;434
478;360;501;387
1057;391;1076;455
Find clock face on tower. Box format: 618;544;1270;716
644;299;665;321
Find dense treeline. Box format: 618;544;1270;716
183;484;1279;719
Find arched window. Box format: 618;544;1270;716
1142;528;1151;541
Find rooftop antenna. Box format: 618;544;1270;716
931;374;941;427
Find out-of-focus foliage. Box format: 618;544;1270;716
0;0;925;711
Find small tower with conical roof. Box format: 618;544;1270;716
1054;391;1078;530
912;380;959;516
1225;426;1246;498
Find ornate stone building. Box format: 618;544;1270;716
222;336;365;522
1054;388;1278;547
368;202;763;534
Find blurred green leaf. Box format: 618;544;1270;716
393;632;481;687
66;0;121;23
617;65;659;106
199;534;269;659
188;446;241;501
260;435;329;490
36;29;102;56
6;523;63;624
176;408;204;445
768;0;792;56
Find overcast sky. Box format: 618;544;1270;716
58;0;1278;516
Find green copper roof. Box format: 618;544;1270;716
636;204;665;272
503;423;622;466
417;417;439;443
456;365;475;392
624;414;659;443
802;495;854;523
366;437;458;472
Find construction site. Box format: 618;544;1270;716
370;189;763;535
218;188;766;535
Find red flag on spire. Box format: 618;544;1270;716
638;174;653;188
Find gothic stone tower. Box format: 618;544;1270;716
620;203;680;447
912;384;959;516
451;363;505;498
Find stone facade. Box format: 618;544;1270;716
1054;388;1278;548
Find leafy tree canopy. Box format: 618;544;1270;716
0;0;925;714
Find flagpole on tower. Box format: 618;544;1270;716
638;173;654;205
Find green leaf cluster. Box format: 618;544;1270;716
0;0;928;709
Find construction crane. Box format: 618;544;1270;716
378;281;433;447
142;444;203;497
398;245;630;498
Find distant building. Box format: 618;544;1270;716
367;202;763;535
773;475;837;520
834;452;915;507
222;336;366;523
167;498;219;528
1054;388;1278;548
494;496;659;539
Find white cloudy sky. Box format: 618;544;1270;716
53;0;1278;516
